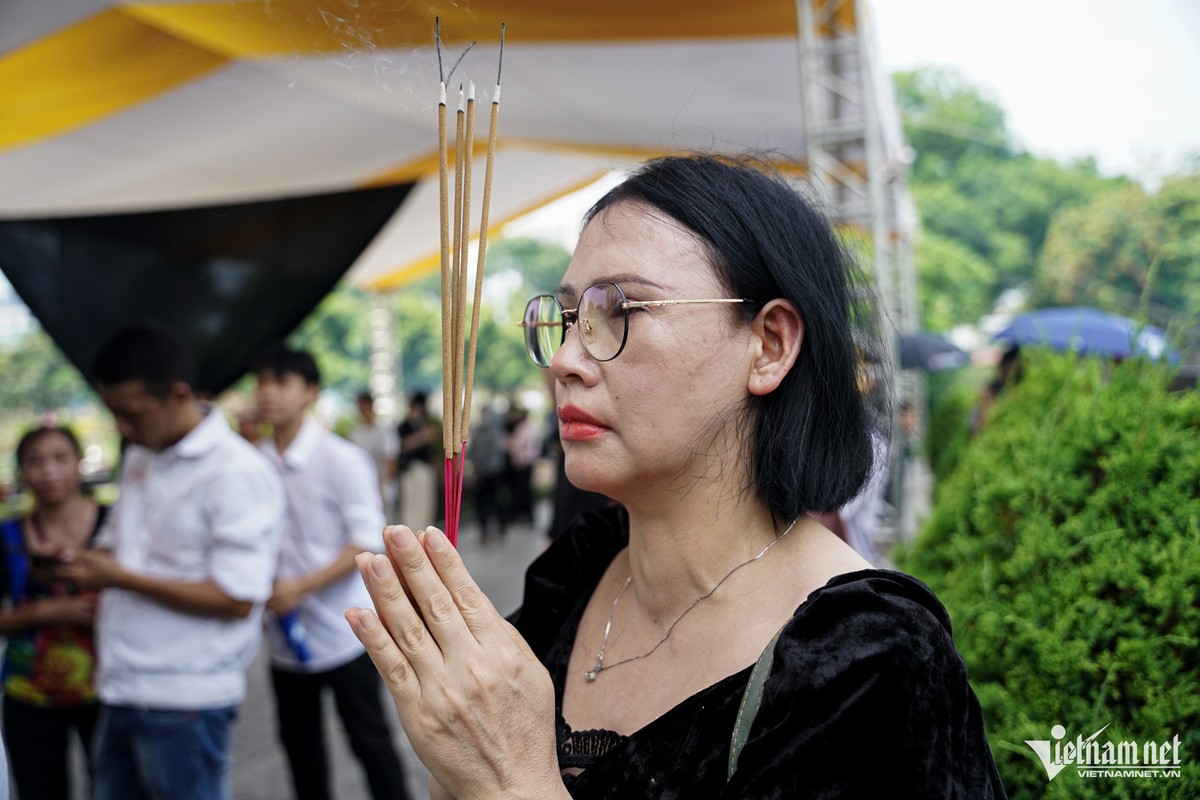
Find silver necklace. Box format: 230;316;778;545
585;518;799;681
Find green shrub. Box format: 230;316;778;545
897;351;1200;799
925;366;989;486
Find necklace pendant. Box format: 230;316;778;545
586;656;604;681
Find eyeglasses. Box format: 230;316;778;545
518;282;752;367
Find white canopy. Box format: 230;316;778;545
0;0;907;291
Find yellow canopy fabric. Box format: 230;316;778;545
0;0;900;290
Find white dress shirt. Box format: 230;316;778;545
260;418;386;673
348;420;399;478
95;407;285;709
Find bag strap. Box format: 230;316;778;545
727;626;784;783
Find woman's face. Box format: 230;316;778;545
550;201;755;502
20;432;82;506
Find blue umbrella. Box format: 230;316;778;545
993;307;1174;361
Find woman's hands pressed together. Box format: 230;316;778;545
345;525;569;800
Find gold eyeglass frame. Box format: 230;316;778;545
518;281;753;366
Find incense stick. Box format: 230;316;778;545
438;81;452;458
434;24;504;545
461;27;504;442
453;85;468;459
456;82;476;448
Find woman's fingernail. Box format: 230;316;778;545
425;526;448;552
358;610;378;631
370;555;392;578
389;526;416;550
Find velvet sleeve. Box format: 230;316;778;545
723;571;1007;799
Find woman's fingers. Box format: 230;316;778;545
354;546;446;676
383;525;480;654
345;606;419;703
419;526;513;649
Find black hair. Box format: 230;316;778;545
254;343;321;386
586;155;883;519
16;426;83;468
356;391;374;404
409;391;428;409
90;323;198;398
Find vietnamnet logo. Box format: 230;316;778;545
1026;724;1183;780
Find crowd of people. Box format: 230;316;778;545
0;155;1008;799
0;329;419;800
0;333;579;800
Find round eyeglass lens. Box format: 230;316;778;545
578;283;628;362
523;295;563;367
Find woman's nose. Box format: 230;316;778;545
549;318;593;379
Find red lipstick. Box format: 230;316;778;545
557;405;609;441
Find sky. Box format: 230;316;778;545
870;0;1200;181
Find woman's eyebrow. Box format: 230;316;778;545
555;275;668;297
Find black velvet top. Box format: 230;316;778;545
510;507;1007;799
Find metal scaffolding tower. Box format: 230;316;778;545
797;0;918;340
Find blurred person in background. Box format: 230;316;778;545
62;323;285;800
255;345;410;800
504;405;540;527
348;391;399;516
397;392;436;530
237;405;264;444
0;426;105;800
469;403;510;543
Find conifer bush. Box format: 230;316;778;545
897;351;1200;799
925;367;987;486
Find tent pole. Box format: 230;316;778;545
368;290;399;424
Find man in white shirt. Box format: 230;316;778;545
65;324;284;800
254;345;410;800
348;391;399;514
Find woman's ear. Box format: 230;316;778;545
747;299;803;396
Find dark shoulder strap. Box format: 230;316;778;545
728;626;785;783
89;504;110;544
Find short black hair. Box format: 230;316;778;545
16;425;83;467
409;391;428;409
254;343;321;386
90;323;198;398
586;155;883;519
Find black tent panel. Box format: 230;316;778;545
0;184;412;395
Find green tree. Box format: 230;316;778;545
1153;170;1200;319
468;236;567;394
471;307;541;395
892;68;1011;181
485;236;572;293
391;287;446;394
894;68;1124;330
915;229;994;332
288;284;373;394
0;329;93;411
1035;168;1200;328
287;236;569;404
